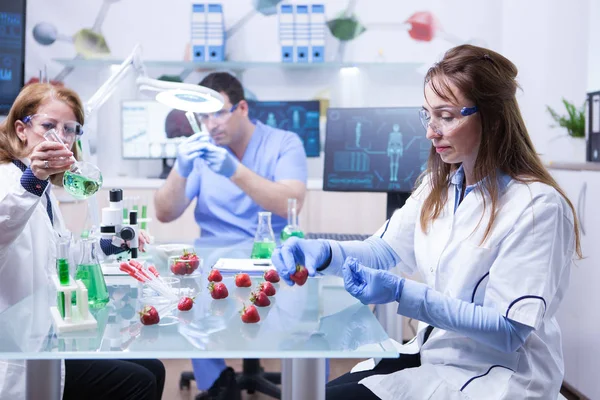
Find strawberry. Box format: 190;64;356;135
208;269;223;282
139;305;160;325
181;249;200;271
259;281;276;296
290;264;308;286
209;282;229;299
250;290;271;307
235;273;252;288
177;296;195;311
263;269;280;283
170;260;188;276
241;304;260;323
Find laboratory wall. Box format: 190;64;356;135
23;0;591;179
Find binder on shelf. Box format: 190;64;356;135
295;5;310;63
587;91;600;162
206;3;225;62
191;3;207;62
309;4;325;63
278;4;295;63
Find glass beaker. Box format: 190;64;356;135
75;235;109;309
251;212;276;259
280;198;305;242
43;129;103;200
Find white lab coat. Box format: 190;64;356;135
356;175;574;399
0;160;67;399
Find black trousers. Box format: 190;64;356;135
326;354;421;400
63;359;165;400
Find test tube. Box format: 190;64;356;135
141;197;148;230
56;237;70;285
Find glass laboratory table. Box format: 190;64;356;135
0;242;398;400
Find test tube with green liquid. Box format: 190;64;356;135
56;237;70;285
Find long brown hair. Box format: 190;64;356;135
420;45;582;258
0;83;84;186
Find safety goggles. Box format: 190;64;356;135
23;114;84;142
197;103;239;124
419;105;478;136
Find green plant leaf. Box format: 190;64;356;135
546;99;585;138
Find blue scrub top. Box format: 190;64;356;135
186;121;307;242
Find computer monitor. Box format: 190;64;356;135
121;100;196;177
0;0;26;115
323;107;429;217
247;100;321;157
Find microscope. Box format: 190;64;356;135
100;189;139;259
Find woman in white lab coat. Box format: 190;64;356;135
273;44;581;399
0;83;165;400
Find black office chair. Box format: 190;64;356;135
180;359;281;399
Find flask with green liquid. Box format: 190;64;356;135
75;235;109;308
251;212;276;259
280;198;304;242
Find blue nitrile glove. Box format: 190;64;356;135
175;132;210;178
342;257;404;305
197;142;239;178
271;237;331;286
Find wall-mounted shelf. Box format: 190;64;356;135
52;58;424;72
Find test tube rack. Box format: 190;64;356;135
49;276;98;333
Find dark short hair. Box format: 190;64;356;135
199;72;245;105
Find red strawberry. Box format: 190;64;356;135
259;281;276;296
241;304;260;323
250;290;271;307
208;269;223;282
290;264;308;286
139;305;160;325
263;269;280;283
181;249;200;271
177;296;195;311
170;260;188;275
235;273;252;288
209;282;229;299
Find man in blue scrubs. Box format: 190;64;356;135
154;72;307;400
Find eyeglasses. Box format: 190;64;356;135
419;106;478;136
197;103;239;124
23;114;84;141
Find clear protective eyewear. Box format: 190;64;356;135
23;114;84;143
197;102;239;124
419;105;478;136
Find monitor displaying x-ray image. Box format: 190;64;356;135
323;107;429;193
247;100;321;157
121;101;196;159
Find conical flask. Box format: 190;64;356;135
251;212;276;259
75;236;109;308
280;198;305;242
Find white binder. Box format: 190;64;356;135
294;5;310;63
309;4;325;63
278;4;295;62
191;3;207;62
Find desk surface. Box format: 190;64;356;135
0;244;397;360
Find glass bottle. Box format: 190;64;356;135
75;236;109;309
251;212;276;259
280;198;305;242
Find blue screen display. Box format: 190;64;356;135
323;107;430;193
0;1;25;115
247;100;321;157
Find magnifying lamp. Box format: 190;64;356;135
84;44;224;118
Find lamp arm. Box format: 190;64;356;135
84;44;146;119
